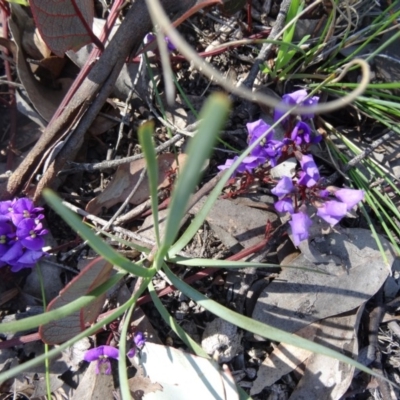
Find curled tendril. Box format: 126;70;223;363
145;0;370;117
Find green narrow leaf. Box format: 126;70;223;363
149;281;209;357
119;277;152;400
138;121;160;245
43;190;153;277
160;93;230;253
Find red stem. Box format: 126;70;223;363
1;6;17;170
50;0;124;123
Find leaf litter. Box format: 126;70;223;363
1;1;400;399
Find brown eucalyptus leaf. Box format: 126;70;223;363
86;153;184;216
252;228;393;334
39;257;113;345
28;0;94;57
251;307;363;397
6;8;71;121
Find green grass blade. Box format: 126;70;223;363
149;280;209;357
160;93;230;253
44;190;153;277
138;122;160;246
119;277;152;400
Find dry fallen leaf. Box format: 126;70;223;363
134;342;239;399
252;228;393;334
4;7;71;121
39;257;113;344
86;153;185;215
28;0;95;57
251;307;363;397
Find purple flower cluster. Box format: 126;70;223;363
218;89;321;176
272;154;364;245
217;89;365;246
84;332;146;375
0;198;48;272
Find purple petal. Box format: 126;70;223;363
165;37;176;52
274;90;319;123
318;189;330;198
301;95;319;119
134;332;146;348
289;212;313;246
297;171;318;188
271;176;294;197
246;119;272;141
217;158;235;172
298;154;320;187
102;345;120;360
83;347;104;362
291;121;312;145
286;89;308;104
239;156;264;173
127;347;136;358
1;241;23;264
275;198;294;214
334;189;364;211
317;200;347;226
0;201;12;220
21;236;45;251
17;249;44;265
83;345;119;362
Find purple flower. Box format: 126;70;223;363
334;189;364;211
134;332;146;347
274;89;319;124
10;198;44;226
317;200;348;226
0;200;13;222
291;121;321;145
275;198;294;214
0;198;48;272
16;219;48;251
247;119;283;166
9;249;45;272
165;37;176;52
83;345;119;375
319;189;330;198
217;155;265;176
297;154;320;187
1;241;24;267
271;176;294;197
289;212;313;246
128;332;146;358
144;33;176;53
